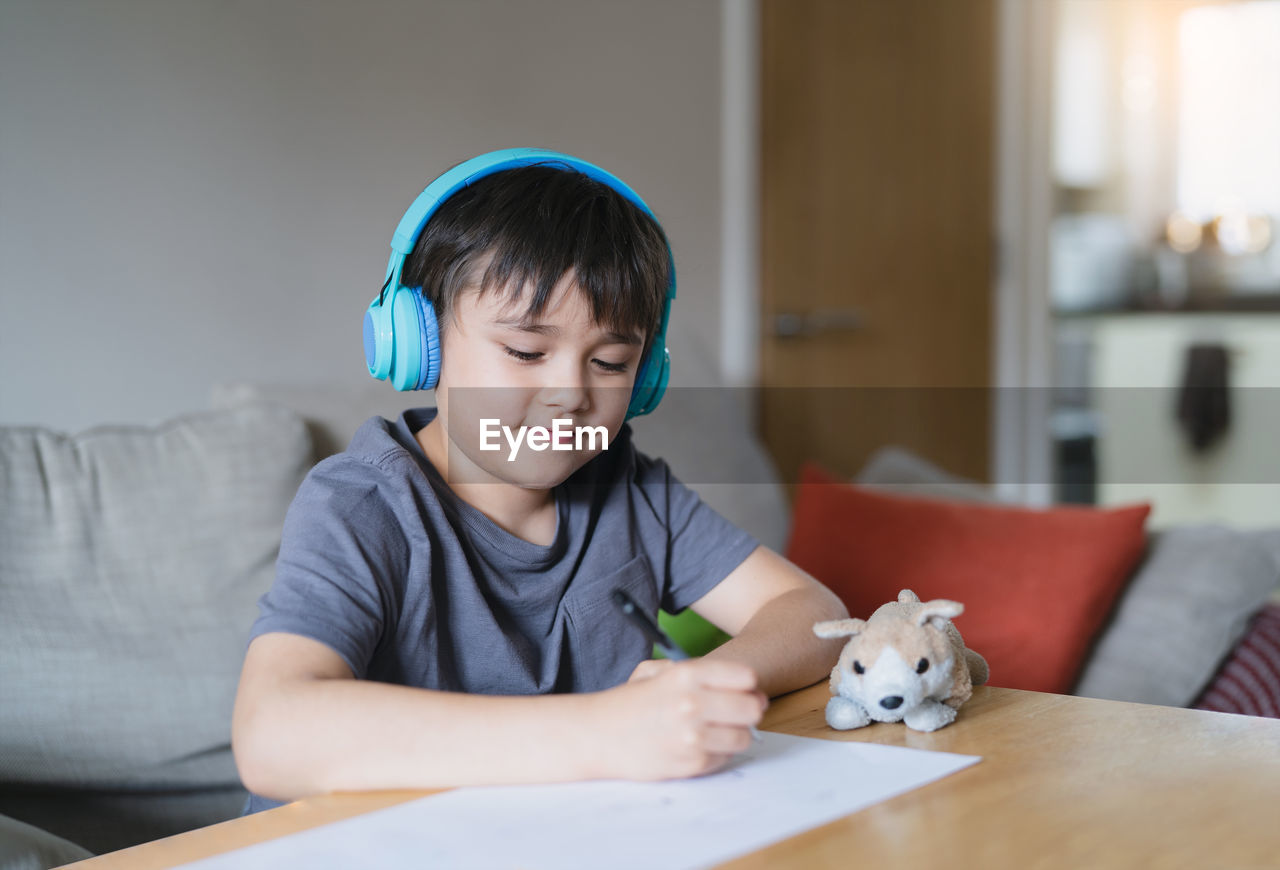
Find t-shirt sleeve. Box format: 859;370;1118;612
631;448;760;614
248;458;409;678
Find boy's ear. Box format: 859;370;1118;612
813;618;867;639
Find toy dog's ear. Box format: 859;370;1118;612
897;589;921;604
916;599;964;630
813;618;867;639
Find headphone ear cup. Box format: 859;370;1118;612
417;297;441;390
389;288;425;391
366;285;441;390
363;298;395;380
626;345;670;419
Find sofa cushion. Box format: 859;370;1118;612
854;445;998;503
1248;529;1280;576
211;381;424;463
0;812;91;869
0;403;311;790
786;463;1151;694
1073;526;1280;707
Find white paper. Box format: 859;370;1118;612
179;733;980;870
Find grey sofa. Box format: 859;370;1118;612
2;388;1276;867
0;401;313;862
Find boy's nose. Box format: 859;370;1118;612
542;387;588;414
539;369;590;414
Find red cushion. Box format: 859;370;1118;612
786;463;1151;693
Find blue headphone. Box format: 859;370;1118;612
363;148;674;419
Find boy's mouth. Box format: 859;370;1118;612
533;417;587;446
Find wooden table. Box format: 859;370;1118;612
65;684;1280;869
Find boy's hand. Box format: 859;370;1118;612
597;658;767;781
626;657;675;683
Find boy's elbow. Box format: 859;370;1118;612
233;633;355;801
233;735;282;801
232;697;285;800
820;586;849;621
799;576;848;622
232;684;312;803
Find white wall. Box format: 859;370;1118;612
0;0;726;431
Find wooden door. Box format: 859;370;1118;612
760;0;995;485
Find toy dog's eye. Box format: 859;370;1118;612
916;658;930;674
853;661;865;675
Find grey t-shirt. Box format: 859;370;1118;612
244;407;757;812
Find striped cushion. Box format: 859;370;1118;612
1194;603;1280;719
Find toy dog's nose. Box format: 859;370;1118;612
880;696;904;710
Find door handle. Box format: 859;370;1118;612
770;309;865;338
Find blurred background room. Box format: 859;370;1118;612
1043;0;1280;527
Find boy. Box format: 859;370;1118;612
232;151;848;811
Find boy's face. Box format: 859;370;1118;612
432;271;646;491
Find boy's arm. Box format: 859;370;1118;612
232;632;766;802
690;546;849;698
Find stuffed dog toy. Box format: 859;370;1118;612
813;589;989;733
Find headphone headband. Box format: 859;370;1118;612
392;150;655;253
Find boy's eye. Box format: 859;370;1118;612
503;346;543;363
504;345;629;373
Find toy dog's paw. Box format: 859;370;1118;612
903;699;958;732
826;696;872;730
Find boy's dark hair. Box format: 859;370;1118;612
401;165;671;351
